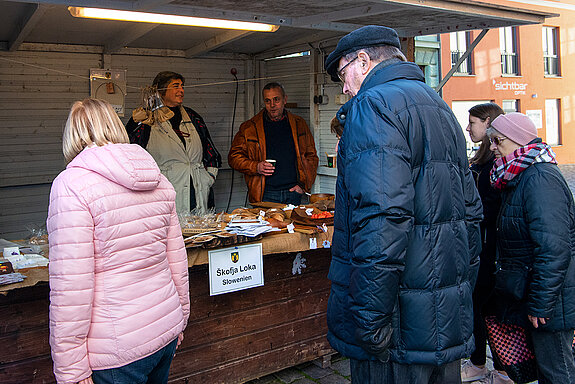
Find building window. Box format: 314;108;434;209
545;99;561;146
502;99;519;114
542;27;560;76
500;27;519;75
450;32;472;74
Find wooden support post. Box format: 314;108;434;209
401;37;416;63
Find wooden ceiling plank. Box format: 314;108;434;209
9;4;50;52
185;30;253;58
372;0;551;24
101;0;170;53
292;4;400;26
104;23;160;53
134;0;173;11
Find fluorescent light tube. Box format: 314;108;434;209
68;7;279;32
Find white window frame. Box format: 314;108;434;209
502;99;519;114
500;27;519;75
545;99;561;146
542;27;560;76
450;31;472;75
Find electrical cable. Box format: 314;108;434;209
0;55;321;92
225;68;239;212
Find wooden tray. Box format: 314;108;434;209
311;199;336;211
290;207;334;226
185;233;263;249
250;201;287;209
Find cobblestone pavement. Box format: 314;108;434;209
248;164;575;384
559;164;575;196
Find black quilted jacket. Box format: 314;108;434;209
494;157;575;330
327;60;483;365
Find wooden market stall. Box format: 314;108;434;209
0;0;552;240
0;229;334;383
0;1;556;383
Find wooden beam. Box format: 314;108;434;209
9;4;50;52
185;30;252;58
374;0;550;24
103;0;172;53
104;23;160;53
253;34;338;61
292;4;399;26
133;0;172;11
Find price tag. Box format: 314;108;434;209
287;223;295;234
309;238;317;249
259;210;266;217
3;247;20;257
305;208;314;216
322;240;331;248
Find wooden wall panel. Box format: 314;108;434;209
0;249;333;384
263;55;311;126
0;50;251;238
110;54;250;213
0;49;320;239
313;83;342;195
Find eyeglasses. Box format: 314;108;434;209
337;56;358;82
489;136;507;146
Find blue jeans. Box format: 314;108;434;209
531;329;575;384
350;358;461;384
91;338;178;384
262;188;302;205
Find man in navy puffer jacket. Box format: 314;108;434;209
324;25;483;383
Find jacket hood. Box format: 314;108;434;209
360;61;424;96
337;61;425;124
67;143;161;191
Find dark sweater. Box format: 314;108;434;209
263;113;298;191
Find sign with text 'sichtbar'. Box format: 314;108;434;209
208;243;264;296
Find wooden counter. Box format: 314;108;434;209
0;230;334;383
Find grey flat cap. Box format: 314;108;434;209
325;25;401;82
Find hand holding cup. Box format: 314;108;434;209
257;159;276;176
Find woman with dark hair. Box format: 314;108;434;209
461;103;512;384
487;113;575;384
126;71;221;214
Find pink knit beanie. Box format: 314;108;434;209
491;112;538;146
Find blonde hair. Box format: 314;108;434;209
62;98;129;162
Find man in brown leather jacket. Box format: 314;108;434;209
228;82;319;204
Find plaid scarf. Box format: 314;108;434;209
490;142;557;190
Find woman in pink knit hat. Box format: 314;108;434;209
486;112;575;384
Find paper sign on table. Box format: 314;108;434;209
208;243;264;296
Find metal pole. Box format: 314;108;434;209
435;28;489;93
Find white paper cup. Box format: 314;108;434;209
326;154;336;168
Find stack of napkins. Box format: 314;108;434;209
225;217;275;237
5;253;49;269
0;273;26;286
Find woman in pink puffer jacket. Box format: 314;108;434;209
47;99;190;384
